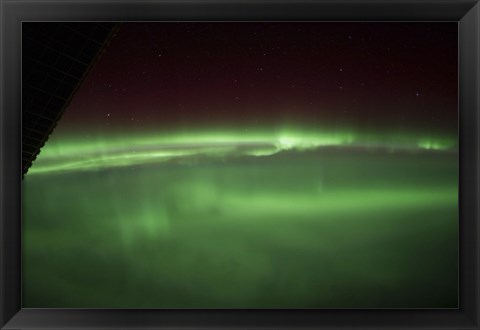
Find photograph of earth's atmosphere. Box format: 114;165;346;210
23;22;458;308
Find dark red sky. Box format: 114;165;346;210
62;22;458;136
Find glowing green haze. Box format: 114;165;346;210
23;126;458;308
28;127;457;175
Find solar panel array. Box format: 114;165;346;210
22;22;118;175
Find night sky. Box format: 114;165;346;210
63;22;457;136
23;22;458;308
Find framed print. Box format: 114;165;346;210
1;0;479;329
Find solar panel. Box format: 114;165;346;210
22;22;119;175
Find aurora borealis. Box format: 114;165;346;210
27;127;456;175
23;22;458;308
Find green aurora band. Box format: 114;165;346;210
28;127;457;175
23;126;458;308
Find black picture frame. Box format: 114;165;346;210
1;0;479;329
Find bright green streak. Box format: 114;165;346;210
28;127;457;175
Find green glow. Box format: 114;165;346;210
417;138;456;150
23;124;458;308
28;127;457;175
